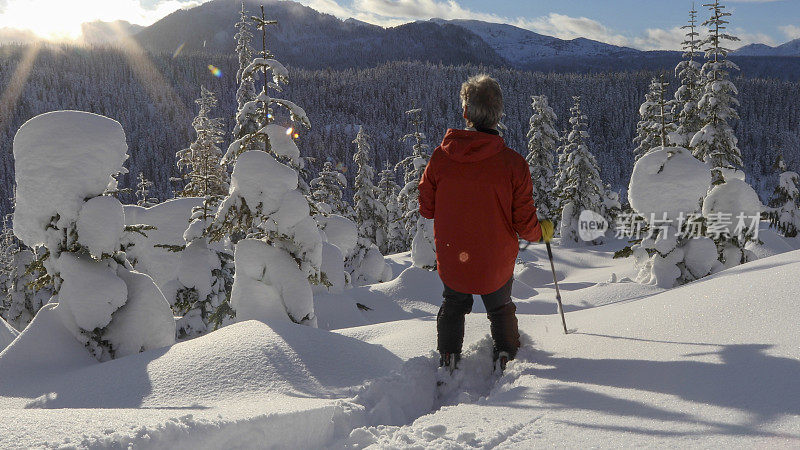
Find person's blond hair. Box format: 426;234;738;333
460;74;503;129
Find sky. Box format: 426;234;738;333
0;0;797;49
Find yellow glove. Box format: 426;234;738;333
539;219;554;243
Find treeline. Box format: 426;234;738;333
0;45;798;216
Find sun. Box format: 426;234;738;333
1;0;89;41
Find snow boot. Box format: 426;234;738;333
439;352;461;374
493;350;511;373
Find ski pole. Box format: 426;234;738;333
545;241;568;334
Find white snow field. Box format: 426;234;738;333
1;228;799;448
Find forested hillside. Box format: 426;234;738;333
0;45;798;216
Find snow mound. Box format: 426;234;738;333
628;147;710;223
57;253;127;331
0;319;401;409
13;111;128;247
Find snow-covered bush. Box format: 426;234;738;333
13;111;175;360
702;178;762;269
628;147;719;287
766;155;800;237
411;217;436;270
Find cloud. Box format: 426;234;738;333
780;25;800;40
516;13;629;47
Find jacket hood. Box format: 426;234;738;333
439;129;506;163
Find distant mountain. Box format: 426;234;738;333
431;19;638;66
80;20;144;46
734;39;800;57
133;0;505;69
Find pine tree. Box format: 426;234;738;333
175;86;229;214
377;161;403;255
135;172;158;207
634;76;676;160
691;0;742;180
351;126;385;248
525;95;559;221
223;5;310;165
206;6;321;326
232;3;260;152
310;161;351;217
766;155;800;237
555;96;607;244
672;5;704;149
396;107;431;249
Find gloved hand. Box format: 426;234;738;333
539;219;554;243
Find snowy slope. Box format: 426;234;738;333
0;317;17;351
1;233;799;447
735;38;800;57
432;19;638;66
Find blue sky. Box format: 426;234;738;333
1;0;797;49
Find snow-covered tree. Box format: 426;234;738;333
206;12;321;324
223;6;310;165
347;127;392;284
232;3;259;152
628;146;721;287
766;155;800;237
555;97;608;245
671;6;704;149
691;0;742;180
135;172;158;207
396;107;431;248
352;126;385;247
525;95;559;220
13;111;175;360
310;161;351;217
634;76;676;160
176;86;229;203
376;161;404;255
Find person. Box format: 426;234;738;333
418;74;554;372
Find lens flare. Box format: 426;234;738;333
286;127;293;136
293;133;299;139
172;43;185;59
207;65;222;78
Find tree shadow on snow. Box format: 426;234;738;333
509;341;800;439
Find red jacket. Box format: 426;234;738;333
418;129;542;295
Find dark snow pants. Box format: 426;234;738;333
437;276;521;359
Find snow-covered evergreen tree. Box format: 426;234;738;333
525;95;559;220
671;6;704;150
555;96;608;245
310;161;351;217
766;155;800;237
207;10;321;325
351;126;385;248
176;86;229;202
223;6;310;165
347;127;391;284
396;107;431;249
232;3;259;152
691;0;742;180
634;76;676;160
13;111;175;360
135;172;158;207
377;161;404;255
